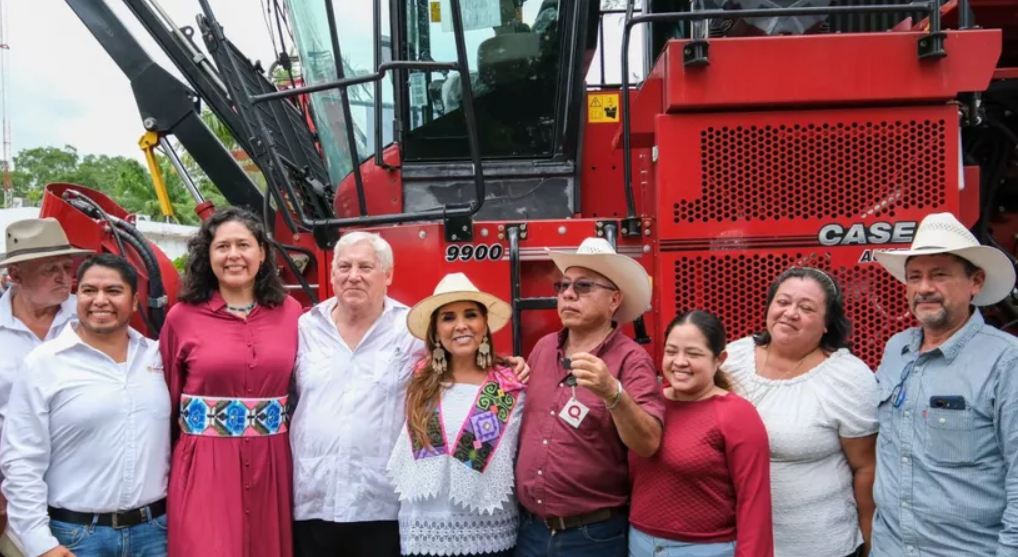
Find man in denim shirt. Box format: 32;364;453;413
871;212;1018;557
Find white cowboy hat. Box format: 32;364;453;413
547;237;652;324
0;218;92;268
874;212;1016;306
407;272;512;341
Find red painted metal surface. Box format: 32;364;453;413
334;144;403;219
661;247;916;370
655;104;960;240
651;30;1000;112
38;183;181;339
580;91;655;221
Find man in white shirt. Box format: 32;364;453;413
0;254;170;557
291;231;528;557
0;218;91;557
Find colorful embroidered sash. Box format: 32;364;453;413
409;365;524;473
180;394;288;437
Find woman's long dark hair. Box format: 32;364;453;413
753;267;851;352
178;206;287;307
405;302;507;448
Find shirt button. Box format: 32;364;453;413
939;417;946;424
902;457;909;464
901;501;909;508
904;411;911;417
558;383;563;388
537;499;542;504
537;470;543;475
244;438;250;443
550;411;555;416
247;388;253;394
543;439;548;445
245;461;251;467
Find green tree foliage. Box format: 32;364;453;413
10;145;227;226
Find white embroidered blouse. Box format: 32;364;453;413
387;374;526;556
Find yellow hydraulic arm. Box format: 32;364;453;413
139;131;175;220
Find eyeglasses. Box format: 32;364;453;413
552;279;618;296
890;361;916;409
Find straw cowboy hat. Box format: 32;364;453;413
0;218;91;268
407;273;512;340
874;212;1016;306
548;237;652;324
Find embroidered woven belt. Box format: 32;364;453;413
180;394;288;437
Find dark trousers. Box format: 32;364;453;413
514;511;627;557
294;519;400;557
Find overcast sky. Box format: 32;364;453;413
8;0;277;165
8;0;640;168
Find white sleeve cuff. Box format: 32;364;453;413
22;525;59;557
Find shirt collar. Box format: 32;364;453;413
0;287;77;332
208;290;227;312
556;321;623;357
52;322;148;355
902;307;984;364
311;295;405;326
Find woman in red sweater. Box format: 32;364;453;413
629;310;773;557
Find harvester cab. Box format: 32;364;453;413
54;0;1014;366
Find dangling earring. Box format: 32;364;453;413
476;335;492;369
432;342;447;374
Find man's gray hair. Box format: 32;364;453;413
333;231;394;272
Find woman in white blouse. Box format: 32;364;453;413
725;267;879;557
387;272;525;557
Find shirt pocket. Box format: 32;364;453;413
295;346;337;391
925;407;978;467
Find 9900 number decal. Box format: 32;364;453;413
445;243;505;262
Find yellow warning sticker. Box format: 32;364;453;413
430;1;442;23
587;93;619;123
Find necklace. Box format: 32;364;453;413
761;345;812;380
226;301;257;313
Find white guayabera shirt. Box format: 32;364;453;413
290;296;423;523
0;288;78;436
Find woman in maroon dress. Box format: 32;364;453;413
159;207;301;557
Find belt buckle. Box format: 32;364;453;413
111;512;124;529
544;516;566;534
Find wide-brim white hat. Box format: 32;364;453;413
407;272;511;341
874;212;1016;306
548;237;652;324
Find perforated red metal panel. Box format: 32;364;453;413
661;249;916;371
655;105;959;240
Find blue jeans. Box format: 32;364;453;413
49;515;167;557
514;511;628;557
628;527;735;557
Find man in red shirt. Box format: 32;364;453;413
514;237;665;557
